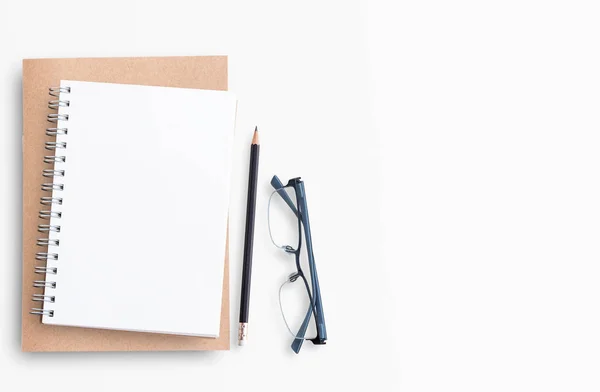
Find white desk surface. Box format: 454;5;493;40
2;1;599;391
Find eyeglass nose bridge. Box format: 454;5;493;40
288;272;301;282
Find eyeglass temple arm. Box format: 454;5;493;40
291;305;314;353
297;182;327;344
290;233;326;354
271;175;327;353
292;180;327;353
270;175;300;218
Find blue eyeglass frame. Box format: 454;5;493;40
271;175;327;353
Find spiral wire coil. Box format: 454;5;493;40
30;86;70;317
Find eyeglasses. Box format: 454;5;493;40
268;175;327;353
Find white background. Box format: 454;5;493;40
1;0;600;391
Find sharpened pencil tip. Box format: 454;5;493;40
252;127;259;144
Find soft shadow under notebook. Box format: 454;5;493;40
22;57;232;351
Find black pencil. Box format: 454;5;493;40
238;127;260;346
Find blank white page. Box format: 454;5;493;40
41;81;236;337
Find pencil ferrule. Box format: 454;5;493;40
238;322;248;346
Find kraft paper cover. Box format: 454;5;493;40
22;56;230;351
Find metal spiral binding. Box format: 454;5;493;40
38;224;61;232
32;294;55;303
44;155;66;163
47;114;69;122
46;128;68;136
39;211;62;219
49;87;70;97
42;169;65;177
35;266;58;274
45;141;67;150
31;86;70;318
30;308;54;316
41;183;64;191
36;238;60;246
48;100;70;109
33;281;56;288
40;197;63;205
35;253;58;261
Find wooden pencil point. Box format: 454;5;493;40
252;127;259;145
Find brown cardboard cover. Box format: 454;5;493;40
22;56;230;351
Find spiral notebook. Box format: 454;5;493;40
22;56;233;351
